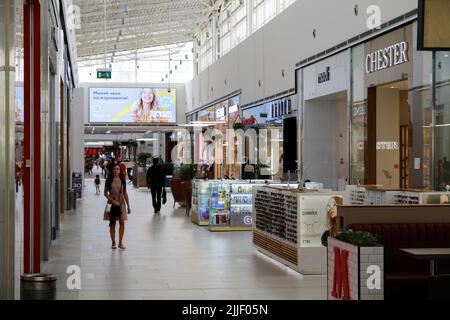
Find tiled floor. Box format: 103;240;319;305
41;172;327;300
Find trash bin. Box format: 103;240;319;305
67;189;73;210
20;273;57;300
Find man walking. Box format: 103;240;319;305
146;157;166;214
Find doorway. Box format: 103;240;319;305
303;90;348;190
367;79;410;188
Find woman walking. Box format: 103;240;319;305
104;164;131;249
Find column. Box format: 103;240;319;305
0;0;17;299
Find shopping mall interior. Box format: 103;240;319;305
1;0;450;301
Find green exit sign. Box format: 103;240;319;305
97;69;111;79
260;113;268;118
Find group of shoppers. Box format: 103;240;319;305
102;157;166;249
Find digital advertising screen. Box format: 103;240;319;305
89;87;177;124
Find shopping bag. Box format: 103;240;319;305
162;188;167;205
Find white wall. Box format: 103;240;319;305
72;88;85;177
187;0;417;111
78;82;187;125
303;95;347;190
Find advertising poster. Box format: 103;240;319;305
198;106;215;122
89;87;176;124
299;195;343;248
72;172;83;199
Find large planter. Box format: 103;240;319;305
327;237;384;300
170;178;187;208
180;180;193;216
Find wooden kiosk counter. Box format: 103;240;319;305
252;186;345;275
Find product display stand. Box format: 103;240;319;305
191;180;210;226
346;185;450;205
190;180;297;231
252;186;345;275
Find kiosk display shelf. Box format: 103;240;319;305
346;185;450;205
191;180;295;231
190;180;211;226
252;186;345;275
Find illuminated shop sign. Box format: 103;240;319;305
365;42;409;74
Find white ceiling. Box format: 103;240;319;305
74;0;224;62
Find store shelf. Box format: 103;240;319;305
253;186;342;275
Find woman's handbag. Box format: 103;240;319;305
105;203;112;213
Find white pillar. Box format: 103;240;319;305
246;0;253;36
0;0;16;300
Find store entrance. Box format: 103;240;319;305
367;79;410;188
304;90;348;190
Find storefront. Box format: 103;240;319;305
240;95;297;181
185;94;242;179
299;50;351;190
351;23;435;190
296;21;450;191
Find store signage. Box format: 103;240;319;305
72;172;83;199
215;107;226;119
331;247;351;300
365;41;409;74
376;141;399;150
243;215;252;225
318;66;331;84
228;105;238;114
260;113;268;118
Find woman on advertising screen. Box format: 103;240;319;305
130;88;171;123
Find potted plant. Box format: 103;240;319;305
327;229;384;300
135;153;151;188
137;152;152;168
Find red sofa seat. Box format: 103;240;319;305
350;223;450;299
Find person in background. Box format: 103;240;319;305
95;174;101;195
244;160;255;180
104;164;131;250
119;161;128;181
146;157;166;214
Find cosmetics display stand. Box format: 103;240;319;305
191;180;296;231
252;185;345;275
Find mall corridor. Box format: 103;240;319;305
40;171;326;300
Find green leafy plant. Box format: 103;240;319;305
137;153;152;167
337;229;378;247
255;161;270;178
180;163;197;181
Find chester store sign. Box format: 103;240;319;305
365;42;408;74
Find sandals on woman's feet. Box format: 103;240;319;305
111;244;117;249
118;244;126;250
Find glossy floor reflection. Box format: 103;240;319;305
42;173;326;300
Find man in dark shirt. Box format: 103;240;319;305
146;157;166;214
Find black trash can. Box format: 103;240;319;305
20;273;57;300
